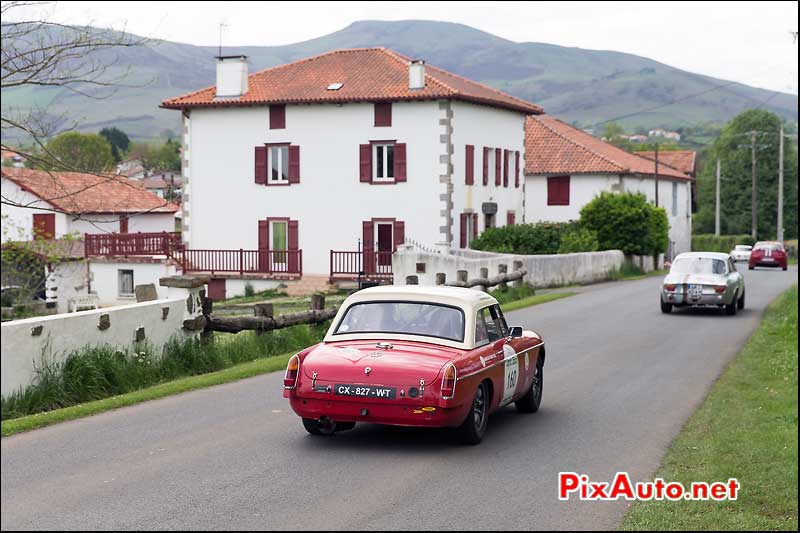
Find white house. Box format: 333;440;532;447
524;116;693;258
161;48;542;298
1;168;179;241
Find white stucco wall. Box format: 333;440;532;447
69;213;176;235
1;177;71;241
525;173;692;257
185;100;528;276
450;101;526;237
46;260;89;314
1;286;204;397
89;260;177;307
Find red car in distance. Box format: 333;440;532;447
748;241;788;271
283;285;546;444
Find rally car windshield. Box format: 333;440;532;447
333;301;465;342
670;257;727;275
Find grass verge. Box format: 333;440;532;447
501;291;576;312
1;353;294;437
621;285;798;531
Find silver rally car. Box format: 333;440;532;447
660;252;745;315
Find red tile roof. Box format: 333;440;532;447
161;48;543;115
2;168;180;214
636;150;697;177
524;116;692;180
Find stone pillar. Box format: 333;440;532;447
435;273;446;285
159;274;209;336
512;260;524;288
310;294;325;310
498;264;508;290
406;275;419;285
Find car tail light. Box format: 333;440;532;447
714;286;727;294
284;354;300;389
664;284;676;292
441;363;457;400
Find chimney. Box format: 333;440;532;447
215;55;249;98
408;59;425;90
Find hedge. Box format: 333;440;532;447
692;234;755;253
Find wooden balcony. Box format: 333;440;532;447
84;232;182;257
175;249;303;277
330;250;393;282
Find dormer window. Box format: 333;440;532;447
327;83;343;91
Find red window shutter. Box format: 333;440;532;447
287;219;300;273
394;143;407;182
495;148;502;186
503;149;509;187
548;176;570;205
32;213;55;240
362;221;374;251
374;103;392;127
258;220;269;250
460;213;468;248
359;144;372;182
393;220;405;250
515;151;520;188
465;145;474;185
507;211;516;226
255;146;267;184
119;217;129;233
269;105;286;129
472;213;479;240
547;177;557;205
561;176;570;205
482;147;489;185
288;145;300;183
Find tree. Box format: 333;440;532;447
694;110;798;239
600;122;633;151
580;192;669;256
43;132;115;172
128;140;181;172
99;127;130;162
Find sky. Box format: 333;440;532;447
12;1;800;94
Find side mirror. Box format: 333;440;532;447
508;326;523;338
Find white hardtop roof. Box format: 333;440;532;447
674;251;732;261
345;285;497;311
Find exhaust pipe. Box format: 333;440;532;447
317;416;336;435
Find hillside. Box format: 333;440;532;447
2;20;797;141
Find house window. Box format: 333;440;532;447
269;146;289;182
32;213;55;240
374;103;392;127
374;143;395;181
485;213;495;230
671;182;678;216
269;105;286;129
547;176;570;206
118;269;134;297
271;220;288;264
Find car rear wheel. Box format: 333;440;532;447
725;293;738;316
515;356;543;413
737;289;745;310
458;381;489;445
660;297;672;314
302;417;336;436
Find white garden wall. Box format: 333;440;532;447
1;282;205;397
393;245;625;288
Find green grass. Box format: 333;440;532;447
1;353;295;437
608;262;667;282
621;285;798;531
501;291;576;312
1;322;329;422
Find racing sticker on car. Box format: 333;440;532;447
501;344;519;406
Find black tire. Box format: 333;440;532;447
660;297;672;314
335;422;356;432
458;381;489;445
737;289;745;310
302;418;325;435
748;265;754;270
725;293;738;316
515;356;543;413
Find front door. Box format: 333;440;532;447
271;220;288;271
376;223;393;267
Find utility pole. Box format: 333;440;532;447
777;125;784;242
715;158;721;236
654;143;659;207
750;131;757;240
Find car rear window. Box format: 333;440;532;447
671;257;727;275
755;243;783;252
333;301;465;342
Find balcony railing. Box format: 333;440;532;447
84;232;182;257
330;250;393;282
175;249;302;276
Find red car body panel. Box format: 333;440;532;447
284;334;544;428
749;243;788;270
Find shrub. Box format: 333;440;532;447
558;226;599;254
580;192;669;256
470;221;580;255
243;282;255;298
691;234;756;253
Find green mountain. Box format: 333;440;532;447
3;20;797;141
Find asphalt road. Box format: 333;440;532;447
2;266;797;531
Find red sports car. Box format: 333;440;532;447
283;285;545;444
748;241;788;271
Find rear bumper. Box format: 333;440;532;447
749;260;786;268
662;291;732;306
286;395;468;428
